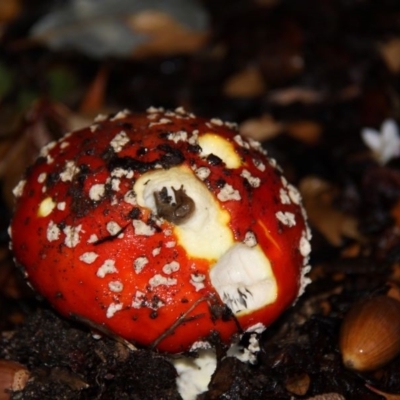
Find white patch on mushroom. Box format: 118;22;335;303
281;176;288;187
106;221;122;236
225;121;238;130
124;190;137;205
152;247;161;257
276;211;296;227
168;130;188;143
210;118;223;126
111;167;133;179
134;256;149;274
110;109;131;121
217;183;241;202
149;274;177;287
90;124;99;132
132;220;155;236
240;169;261;188
298;264;312;297
38;197;56;217
187;130;199;145
300;233;311;257
227;333;260;364
37;173;47;183
162;261;180;274
42;186;47;193
39;141;57;158
243;231;257;247
97;259;118;277
252;158;266;172
147;106;164;113
132;290;146;309
190;273;206;291
149;118;172;127
194;167;211;180
60;160;80;182
209;244;277;315
47;220;60;242
60;141;69;149
94;114;108;122
12;180;26;198
79;252;99;264
63;225;82;248
110;131;129;153
246;322;266;334
165;241;176;248
190;341;212;351
198;133;241;168
279;188;291;204
111;178;121;191
134;165;234;260
89;184;105;201
172;349;217;400
288;184;302;205
233;134;250;149
106;302;123;318
108;281;124;293
57;202;66;211
87;234;98;243
175;106;186;114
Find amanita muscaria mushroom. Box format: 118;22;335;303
10;107;311;353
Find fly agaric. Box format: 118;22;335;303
10;107;311;353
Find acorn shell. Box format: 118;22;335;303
339;295;400;372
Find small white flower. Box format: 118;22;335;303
361;119;400;165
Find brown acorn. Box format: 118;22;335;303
339;295;400;372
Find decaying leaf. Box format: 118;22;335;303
286;120;322;144
240;114;284;141
365;384;400;400
285;372;311;396
223;66;266;98
299;176;360;246
378;38;400;74
306;394;345;400
30;0;209;58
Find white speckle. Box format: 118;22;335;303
134;256;149;274
39;141;57;158
133;220;155;236
60;161;80;182
188;130;199;145
106;302;123;318
210;118;223;126
240;169;261;188
279;188;291;204
252;158;266;172
132;290;146;309
38;173;47;183
168;130;188;143
152;247;161;257
110;109;130;121
124;190;137;205
298;264;312;297
94;114;108;122
288;184;302;205
149;118;172;127
97;259;118;278
276;211;296;227
60;141;69;149
87;234;98;243
108;281;124;292
90;124;99;132
175;106;186;114
228;334;260;364
12;180;26;198
217;183;241;202
233;134;250;149
248;137;266;155
110;178;121;191
38;197;56;217
47;220;60;242
190;273;206;291
63;225;82;248
300;234;311;257
190;341;212;351
42;186;47;193
89;184;105;201
149;274;177;287
195;167;211;180
281;176;288;187
243;231;257;247
225;121;238;130
79;252;99;264
162;261;180;274
165;241;176;248
147;106;164;113
106;221;122;236
246;322;266;334
111;167;134;179
57;202;66;211
110;131;129;152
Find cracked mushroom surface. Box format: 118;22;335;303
10;107;311;353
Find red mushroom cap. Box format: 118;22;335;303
10;107;311;353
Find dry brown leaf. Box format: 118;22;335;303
268;87;323;105
127;11;208;58
223;66;266;98
80;66;109;114
240;114;284;141
378;38;400;74
299;176;360;246
0;0;20;23
306;394;345;400
285;373;310;396
286;120;322;144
